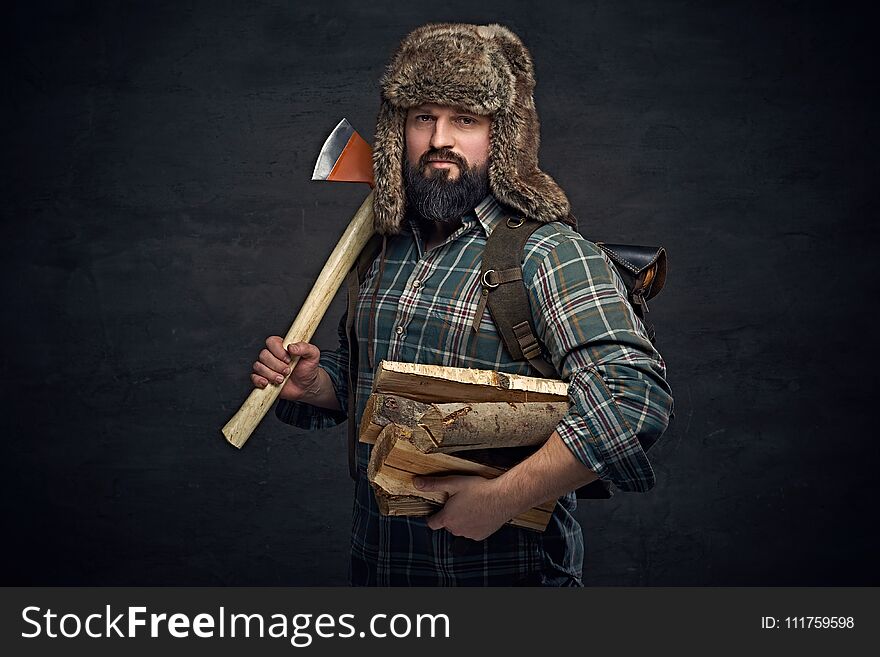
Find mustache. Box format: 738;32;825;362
419;148;467;170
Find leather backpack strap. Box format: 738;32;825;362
344;233;383;480
478;216;613;500
477;215;557;379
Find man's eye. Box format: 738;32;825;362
416;115;434;122
458;117;476;125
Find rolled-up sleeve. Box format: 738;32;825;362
275;312;350;430
525;234;674;492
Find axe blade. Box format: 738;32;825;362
312;118;375;186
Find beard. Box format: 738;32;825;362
403;148;490;224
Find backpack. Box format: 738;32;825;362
343;216;668;499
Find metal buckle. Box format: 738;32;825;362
506;216;525;228
481;269;499;288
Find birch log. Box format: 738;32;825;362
361;394;569;453
372;361;568;404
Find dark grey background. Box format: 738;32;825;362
3;0;876;585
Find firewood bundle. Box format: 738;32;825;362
361;361;570;531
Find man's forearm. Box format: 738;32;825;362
493;431;599;516
414;430;601;540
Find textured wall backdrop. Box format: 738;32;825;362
2;0;877;585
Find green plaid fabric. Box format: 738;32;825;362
277;195;674;586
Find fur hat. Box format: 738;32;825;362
372;23;574;235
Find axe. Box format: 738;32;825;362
222;119;375;448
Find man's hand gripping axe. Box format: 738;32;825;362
222;119;375;448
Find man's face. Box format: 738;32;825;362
405;103;491;179
403;103;491;223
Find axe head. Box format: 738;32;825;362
312;119;375;187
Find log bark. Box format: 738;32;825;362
372;361;567;404
361;394;569;453
367;424;555;532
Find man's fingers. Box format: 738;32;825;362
250;373;269;389
426;509;446;531
288;341;320;362
259;348;291;374
265;336;291;363
253;360;288;384
414;475;465;493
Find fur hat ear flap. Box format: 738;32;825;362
373;23;574;235
372;102;407;236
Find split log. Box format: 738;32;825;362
373;488;436;517
360;394;569;453
368;424;555;532
358;393;384;445
372;361;567;404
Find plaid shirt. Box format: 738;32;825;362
277;194;673;586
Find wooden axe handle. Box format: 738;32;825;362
222;191;376;448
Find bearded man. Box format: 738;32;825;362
251;23;674;586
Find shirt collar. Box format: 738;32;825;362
473;194;507;236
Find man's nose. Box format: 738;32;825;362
429;117;455;150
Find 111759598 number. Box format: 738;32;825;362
785;617;854;629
